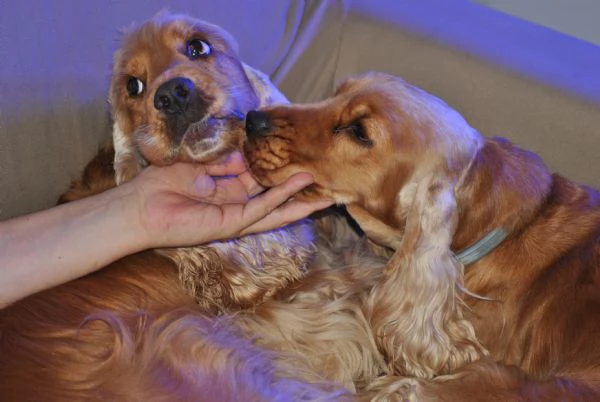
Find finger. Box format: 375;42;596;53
160;163;218;199
145;162;211;198
237;171;265;197
211;171;264;199
207;178;252;203
204;152;247;176
236;172;315;227
240;199;334;236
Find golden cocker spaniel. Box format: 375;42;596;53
244;71;600;400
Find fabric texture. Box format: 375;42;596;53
1;0;599;219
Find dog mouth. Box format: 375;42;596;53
182;111;243;149
243;139;284;181
133;108;246;165
242;109;297;181
243;129;338;203
243;137;316;194
245;152;329;202
176;110;246;163
183;111;243;140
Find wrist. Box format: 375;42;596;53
101;180;153;254
0;181;153;306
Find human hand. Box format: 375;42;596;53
129;152;333;248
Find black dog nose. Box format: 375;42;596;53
245;110;272;138
154;77;194;114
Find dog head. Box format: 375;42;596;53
110;12;286;184
244;71;482;231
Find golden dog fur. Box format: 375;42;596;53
0;14;414;401
244;71;600;400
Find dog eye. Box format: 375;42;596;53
126;77;145;97
335;121;372;147
186;39;212;59
348;122;372;146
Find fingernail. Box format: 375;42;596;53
293;172;314;185
194;175;216;197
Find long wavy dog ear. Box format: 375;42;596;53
242;63;289;107
111;120;145;185
366;173;487;379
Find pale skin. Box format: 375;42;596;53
0;152;332;308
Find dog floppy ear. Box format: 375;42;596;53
364;173;487;379
346;205;403;250
112;120;145;185
242;63;288;107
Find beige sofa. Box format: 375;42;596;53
1;0;599;220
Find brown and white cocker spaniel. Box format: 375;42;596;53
244;71;600;400
0;15;397;401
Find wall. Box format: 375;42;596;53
474;0;600;46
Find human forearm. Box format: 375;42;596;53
0;184;146;307
0;159;329;308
